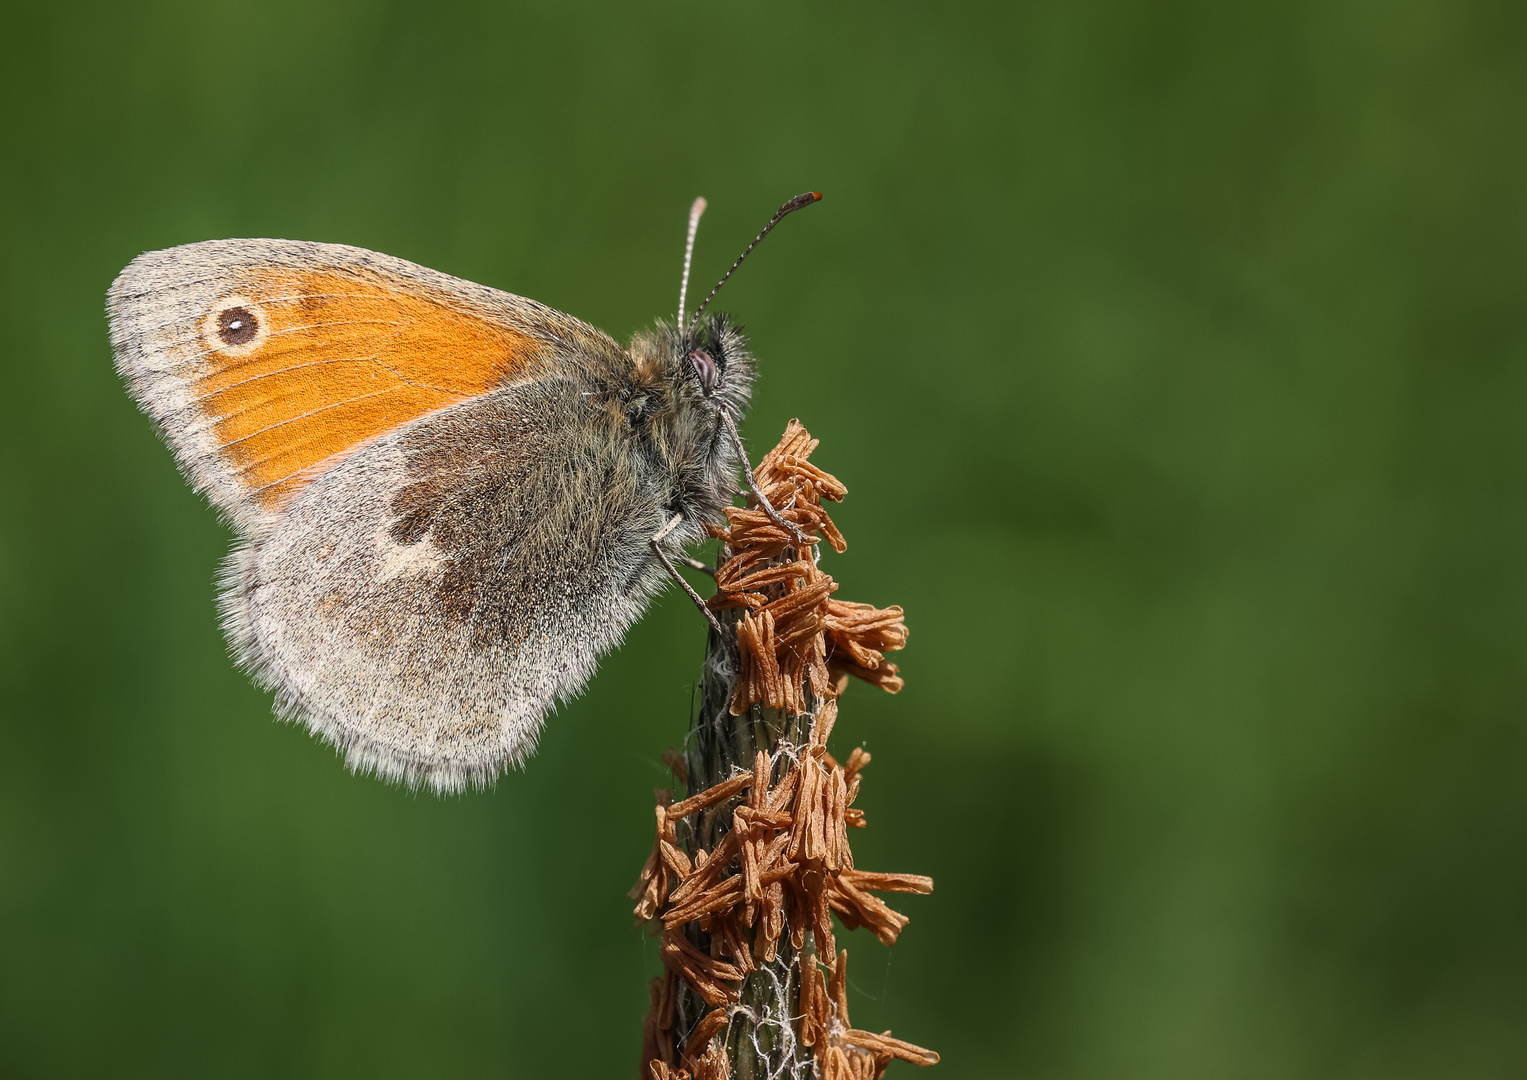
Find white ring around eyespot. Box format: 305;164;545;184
201;295;270;357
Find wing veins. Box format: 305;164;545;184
210;386;445;451
194;356;453;398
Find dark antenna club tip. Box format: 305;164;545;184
688;190;825;331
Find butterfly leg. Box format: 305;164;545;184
680;556;717;576
717;410;813;549
652;513;724;636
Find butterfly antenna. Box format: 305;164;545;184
677;196;707;327
687;191;822;333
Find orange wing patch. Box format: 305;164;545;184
189;269;537;508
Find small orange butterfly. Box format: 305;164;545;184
109;193;821;793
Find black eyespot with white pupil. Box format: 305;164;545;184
688;349;719;395
218;306;258;346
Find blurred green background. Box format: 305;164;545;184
3;1;1526;1077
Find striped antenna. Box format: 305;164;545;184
678;197;707;327
687;191;822;333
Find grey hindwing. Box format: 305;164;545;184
219;381;672;794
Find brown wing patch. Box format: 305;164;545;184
189;269;539;507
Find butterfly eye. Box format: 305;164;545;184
687;349;720;395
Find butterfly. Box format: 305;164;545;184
108;192;821;793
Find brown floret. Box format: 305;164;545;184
634;703;937;1078
710;420;908;716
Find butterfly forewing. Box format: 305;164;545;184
107;239;612;530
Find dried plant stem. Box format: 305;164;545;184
677;617;819;1079
633;421;932;1080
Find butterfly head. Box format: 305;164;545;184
618;193;820;532
629;311;755;425
621;313;753;525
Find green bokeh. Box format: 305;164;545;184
4;2;1527;1077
